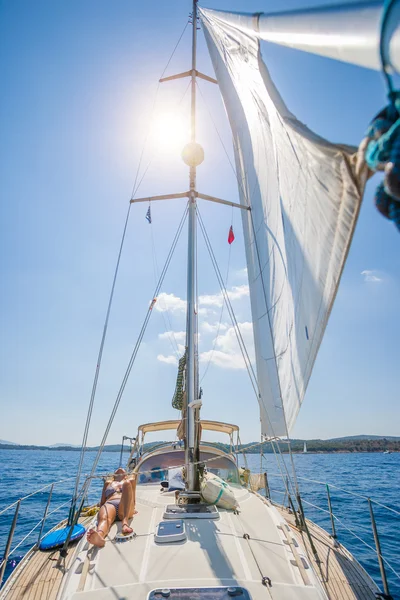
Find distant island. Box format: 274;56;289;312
0;435;399;454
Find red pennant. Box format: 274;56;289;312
228;225;235;244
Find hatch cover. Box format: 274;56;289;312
163;504;219;520
149;587;251;600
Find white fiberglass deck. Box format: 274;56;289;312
60;483;327;600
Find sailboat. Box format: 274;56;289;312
1;1;398;599
303;442;308;454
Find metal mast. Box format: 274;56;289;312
130;0;250;492
185;0;199;492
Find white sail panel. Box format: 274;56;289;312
200;8;365;436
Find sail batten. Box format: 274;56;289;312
200;8;366;436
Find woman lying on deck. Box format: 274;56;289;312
87;467;137;547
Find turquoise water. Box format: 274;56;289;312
0;449;399;597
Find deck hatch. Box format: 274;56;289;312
155;520;187;543
163;504;219;520
149;587;251;600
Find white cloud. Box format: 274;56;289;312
158;330;186;342
235;267;248;279
198;285;249;308
157;354;178;366
229;285;250;301
199;322;255;370
154;293;186;313
200;349;247;370
201;321;229;334
198;293;223;308
215;322;254;355
361;270;383;283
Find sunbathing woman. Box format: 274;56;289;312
87;467;137;548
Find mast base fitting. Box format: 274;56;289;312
177;491;202;505
182;142;204;167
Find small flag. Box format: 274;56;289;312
146;205;152;224
228;225;235;244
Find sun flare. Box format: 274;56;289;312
150;112;190;153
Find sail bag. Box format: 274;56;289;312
200;9;366;436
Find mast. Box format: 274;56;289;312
185;0;200;492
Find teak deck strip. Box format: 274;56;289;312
275;505;379;600
1;516;92;600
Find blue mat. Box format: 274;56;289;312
39;523;86;550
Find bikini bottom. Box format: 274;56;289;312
105;499;121;520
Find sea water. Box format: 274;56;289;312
0;449;399;597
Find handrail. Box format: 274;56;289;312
0;477;76;517
0;473;104;588
262;471;400;597
1;456;399;594
260;470;400;517
299;497;400;579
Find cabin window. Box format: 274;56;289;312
137;450;239;484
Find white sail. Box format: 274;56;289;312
200;8;366;436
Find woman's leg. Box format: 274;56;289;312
118;480;134;534
87;503;116;548
130;475;138;514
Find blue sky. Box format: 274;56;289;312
0;0;399;446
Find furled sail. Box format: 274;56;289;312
200;9;366;436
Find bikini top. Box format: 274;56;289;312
105;484;122;499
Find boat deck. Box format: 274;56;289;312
0;489;380;600
0;515;93;600
274;504;379;600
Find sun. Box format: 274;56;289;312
150;111;190;153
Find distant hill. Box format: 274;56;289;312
49;443;80;448
0;439;17;445
327;435;400;442
0;436;399;453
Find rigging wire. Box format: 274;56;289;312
197;208;298;504
132;78;192;199
84;203;189;480
131;20;190;199
60;204;189;558
149;220;181;359
69;203;132;523
70;19;191;517
197;79;300;497
200;205;233;383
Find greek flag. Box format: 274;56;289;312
145;205;151;224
